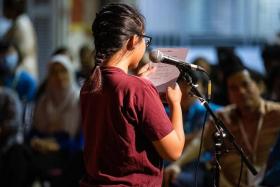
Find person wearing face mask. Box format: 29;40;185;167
3;0;38;79
0;86;26;187
0;40;37;103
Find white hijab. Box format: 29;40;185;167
33;55;80;137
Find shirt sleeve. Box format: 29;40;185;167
134;82;173;142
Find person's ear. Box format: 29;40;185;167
127;35;139;50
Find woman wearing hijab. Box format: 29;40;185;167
28;54;83;187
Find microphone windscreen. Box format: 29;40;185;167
149;50;163;63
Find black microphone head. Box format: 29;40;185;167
149;50;164;63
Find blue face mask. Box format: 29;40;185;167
0;53;18;73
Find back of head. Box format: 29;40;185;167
193;57;210;71
79;45;95;73
3;0;26;17
79;45;92;59
92;3;145;65
216;46;242;71
85;3;145;93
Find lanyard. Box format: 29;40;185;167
238;112;265;186
238;112;264;163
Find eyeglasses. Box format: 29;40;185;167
138;34;152;47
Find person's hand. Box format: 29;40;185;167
31;138;60;153
164;164;182;187
166;83;182;107
137;63;156;78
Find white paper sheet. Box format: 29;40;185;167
147;48;188;93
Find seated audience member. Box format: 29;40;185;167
261;44;280;76
165;63;280;187
266;65;280;102
27;55;83;187
35;47;74;101
192;57;212;77
76;45;95;86
171;70;221;145
0;40;37;103
52;46;74;63
0;86;28;187
261;44;280;99
3;0;38;79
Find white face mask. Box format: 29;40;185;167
1;53;19;73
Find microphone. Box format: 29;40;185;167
149;50;206;72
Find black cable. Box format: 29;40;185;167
194;110;208;187
178;68;211;187
237;156;244;187
194;71;211;187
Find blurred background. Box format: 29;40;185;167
1;0;280;79
0;1;280;187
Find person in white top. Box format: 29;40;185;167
3;0;38;79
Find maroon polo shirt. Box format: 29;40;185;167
80;66;173;186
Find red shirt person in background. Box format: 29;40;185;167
80;3;185;186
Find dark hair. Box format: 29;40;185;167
192;57;209;65
261;44;280;61
92;3;145;64
223;58;245;82
3;0;26;15
0;40;22;65
52;46;73;62
267;65;280;91
79;45;92;59
0;40;10;53
88;3;145;92
52;47;70;56
248;68;265;84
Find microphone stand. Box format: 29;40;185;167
178;68;257;187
